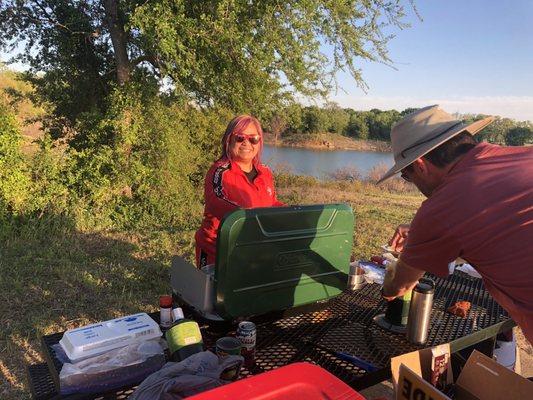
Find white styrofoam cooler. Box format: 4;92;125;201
59;313;162;362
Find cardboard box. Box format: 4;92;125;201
391;347;533;400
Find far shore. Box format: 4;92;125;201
263;132;392;152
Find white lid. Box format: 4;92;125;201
171;307;184;321
59;313;162;363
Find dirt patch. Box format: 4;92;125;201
517;327;533;377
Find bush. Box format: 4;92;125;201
0;106;31;217
29;135;70;216
327;166;362;182
66;84;231;231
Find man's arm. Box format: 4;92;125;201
382;258;425;300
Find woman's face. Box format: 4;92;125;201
229;123;261;165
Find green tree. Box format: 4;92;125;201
302;106;328;133
367;109;401;140
284;103;304;134
346;111;369;139
267;113;288;143
1;1;410;140
505;126;533;146
0;1;413;230
324;102;350;134
400;107;419;116
469;116;513;144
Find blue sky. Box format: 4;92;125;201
331;0;533;121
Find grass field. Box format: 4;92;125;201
0;174;422;399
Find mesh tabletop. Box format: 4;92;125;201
28;271;514;399
234;271;514;389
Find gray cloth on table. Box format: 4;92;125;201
130;351;243;400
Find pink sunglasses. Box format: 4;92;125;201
233;134;261;145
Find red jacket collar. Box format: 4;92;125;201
229;160;265;177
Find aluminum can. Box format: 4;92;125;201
406;279;435;344
236;321;256;368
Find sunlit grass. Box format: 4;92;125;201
1;175;423;399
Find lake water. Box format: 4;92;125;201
262;144;393;179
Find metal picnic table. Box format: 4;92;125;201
27;270;514;399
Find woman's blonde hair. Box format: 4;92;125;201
220;114;263;164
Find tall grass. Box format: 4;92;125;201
365;163;416;193
2;165;424;399
327;166;362;182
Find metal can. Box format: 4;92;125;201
236;321;256;368
216;337;243;381
216;337;242;357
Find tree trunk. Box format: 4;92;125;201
270;115;287;145
103;0;131;84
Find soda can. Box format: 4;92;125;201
216;337;243;381
236;321;256;368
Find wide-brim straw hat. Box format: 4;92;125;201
378;105;494;183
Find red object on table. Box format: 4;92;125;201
187;362;366;400
447;301;471;318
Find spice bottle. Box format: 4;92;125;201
159;295;173;330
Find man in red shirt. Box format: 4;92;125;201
379;105;533;344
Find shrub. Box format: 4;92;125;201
0;106;31;216
327;166;362;182
66;84;231;231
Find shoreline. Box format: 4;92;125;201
263;133;392;153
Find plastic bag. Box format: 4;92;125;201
57;339;166;395
354;261;386;285
454;262;482;278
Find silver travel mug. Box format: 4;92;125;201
406;278;435;344
347;263;365;290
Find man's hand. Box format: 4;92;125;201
382;263;399;301
388;224;410;253
382;259;424;300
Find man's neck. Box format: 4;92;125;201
442;154;466;177
427;154;467;195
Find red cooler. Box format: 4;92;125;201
188;362;366;400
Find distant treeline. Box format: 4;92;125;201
266;103;533;146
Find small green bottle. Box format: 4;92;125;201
164;308;203;361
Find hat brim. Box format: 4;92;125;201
377;116;494;184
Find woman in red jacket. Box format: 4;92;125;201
195;115;284;267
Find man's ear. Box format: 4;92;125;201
413;157;437;177
411;158;426;174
